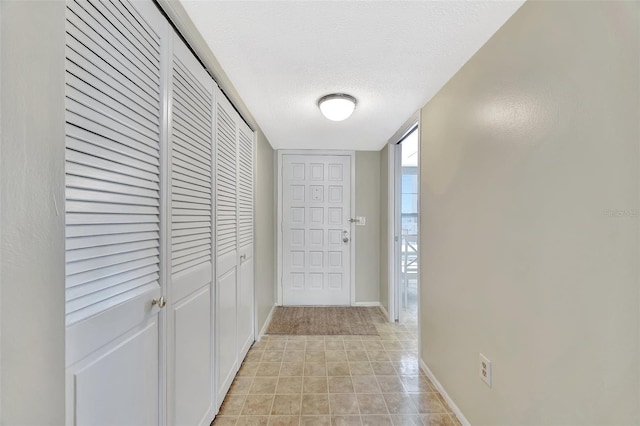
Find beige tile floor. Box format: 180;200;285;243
212;310;459;426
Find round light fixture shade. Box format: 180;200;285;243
318;94;357;121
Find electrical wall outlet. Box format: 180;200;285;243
479;353;492;388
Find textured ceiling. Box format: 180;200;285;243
181;1;525;151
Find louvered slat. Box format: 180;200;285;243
67;222;159;238
173;60;212;114
66;264;159;300
68;0;159;82
65;0;161;326
84;0;160;75
237;123;254;247
173;221;211;231
66;51;159;119
171;53;213;275
216;101;237;257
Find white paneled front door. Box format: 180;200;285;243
281;154;352;306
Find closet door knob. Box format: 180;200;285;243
151;296;166;308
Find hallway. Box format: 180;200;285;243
213;309;456;426
1;1;639;424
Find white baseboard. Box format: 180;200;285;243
257;304;276;341
378;303;389;321
419;358;470;426
353;301;380;307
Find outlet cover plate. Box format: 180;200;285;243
479;353;492;388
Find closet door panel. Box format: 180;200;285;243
215;87;239;405
168;34;215;426
74;317;159;426
64;1;167;425
237;121;255;358
172;286;212;426
237;247;254;359
216;267;238;405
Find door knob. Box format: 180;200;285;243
240;254;247;262
342;230;350;243
151;296;166;308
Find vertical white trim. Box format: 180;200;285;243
349;152;356;306
272;148;278;308
415;114;422;362
419;359;470;426
276;150;356;306
391;143;402;321
387;143;396;322
158;21;172;426
0;2;3;415
253;132;259;342
210;81;219;417
276;151;283;306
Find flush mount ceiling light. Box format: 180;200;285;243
318;93;357;121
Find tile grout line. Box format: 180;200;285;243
230;346;262;424
324;337;331;421
218;312;448;426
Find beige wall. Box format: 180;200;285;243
419;1;639;424
255;131;276;333
355;151;381;303
378;145;389;313
1;1;66;423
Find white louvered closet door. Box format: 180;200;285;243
237;120;255;361
64;0;168;425
168;35;215;426
214;86;240;405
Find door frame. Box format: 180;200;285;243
276;150;356;306
387;112;419;323
392;124;419;323
387;112;422;361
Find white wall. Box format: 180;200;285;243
419;1;639;424
255;132;276;332
0;1;66;423
354;151;381;303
